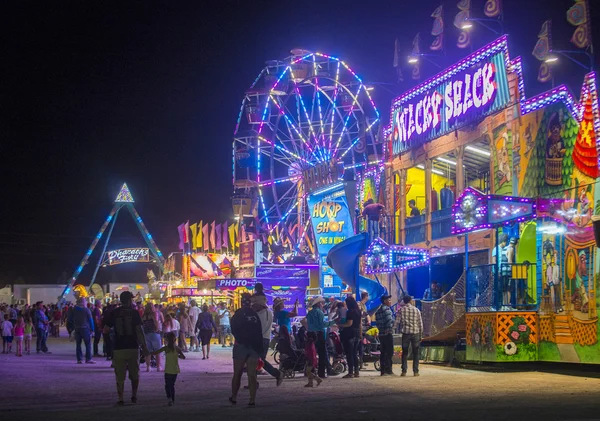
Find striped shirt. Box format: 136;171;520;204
375;305;394;336
395;304;423;335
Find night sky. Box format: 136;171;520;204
1;0;597;285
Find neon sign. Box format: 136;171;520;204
388;36;512;155
104;248;149;266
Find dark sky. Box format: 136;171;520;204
1;0;597;285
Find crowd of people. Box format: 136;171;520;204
0;287;423;407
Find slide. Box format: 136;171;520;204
326;232;387;312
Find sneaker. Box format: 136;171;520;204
414;373;420;377
131;396;138;404
77;360;83;364
222;345;227;348
353;372;360;378
86;360;97;364
401;372;407;377
342;373;354;379
304;383;313;388
43;351;52;354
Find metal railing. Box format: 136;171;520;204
421;272;466;339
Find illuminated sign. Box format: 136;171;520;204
307;183;355;291
390;37;511;155
302;160;345;194
216;278;256;289
104;248;149;266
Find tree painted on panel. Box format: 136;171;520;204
572;96;599;179
520;104;577;198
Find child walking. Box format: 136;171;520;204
152;331;185;406
1;314;14;354
14;316;25;357
304;332;322;387
24;316;33;355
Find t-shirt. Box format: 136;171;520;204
275;310;291;330
1;320;13;337
257;308;274;340
362;203;384;221
218;309;230;326
162;348;180;375
103;306;144;351
340;309;361;341
188;306;201;327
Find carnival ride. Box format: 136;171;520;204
326;232;387;312
57;184;165;305
233;49;382;259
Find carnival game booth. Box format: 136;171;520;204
383;33;600;364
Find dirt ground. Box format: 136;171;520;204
1;336;599;421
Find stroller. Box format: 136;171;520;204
279;350;307;378
327;331;348;375
361;331;382;371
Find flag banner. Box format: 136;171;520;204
184;221;190;244
190;223;198;250
228;223;237;249
567;0;590;49
457;30;470;49
210;221;216;250
533;20;552;83
484;0;501;18
202;223;209;251
215;224;222;251
412;32;421;80
537;62;552;83
431;5;443;17
177;223;185;250
196;220;203;250
240;224;246;243
457;0;470;11
222;221;229;249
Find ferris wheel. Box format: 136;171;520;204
233;49;381;257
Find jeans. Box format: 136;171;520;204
315;331;328;378
165;373;177;401
401;333;420;374
379;333;394;374
368;219;380;240
36;327;48;352
261;338;281;379
75;328;92;362
103;331;113;359
93;329;102;355
341;336;360;375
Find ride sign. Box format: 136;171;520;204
391;49;510;155
104;248;150;266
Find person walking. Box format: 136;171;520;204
33;301;51;354
395;295;423;377
195;304;217;360
375;294;395;376
188;300;201;352
306;295;334;379
251;294;283;386
178;309;192;352
229;293;263;407
152;331;185;406
103;291;150;406
303;332;322;387
69;297;96;364
358;291;371;369
142;303;162;372
337;296;362;378
217;302;232;347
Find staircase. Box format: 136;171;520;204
554;314;574;344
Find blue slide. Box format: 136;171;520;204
326;232;387;312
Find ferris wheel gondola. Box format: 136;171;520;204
233;50;381;258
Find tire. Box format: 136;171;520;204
332;361;344;375
273;350;280;365
289;370;296;378
374;360;381;371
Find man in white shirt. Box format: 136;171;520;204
217;302;232;347
188;300;201;352
251;295;283;386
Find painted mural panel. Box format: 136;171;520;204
491;124;513;196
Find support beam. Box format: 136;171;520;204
425;159;432;243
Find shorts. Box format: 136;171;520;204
112;349;140;383
145;332;162;353
232;343;260;361
219;325;231;335
3;336;13;343
24;334;32;341
15;336;23;341
199;329;213;346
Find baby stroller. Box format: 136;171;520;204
327;331;348;375
361;332;382;371
279;350;306;378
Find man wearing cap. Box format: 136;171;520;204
395;295;423;377
375;295;395;376
103;291;149;406
306;296;335;379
